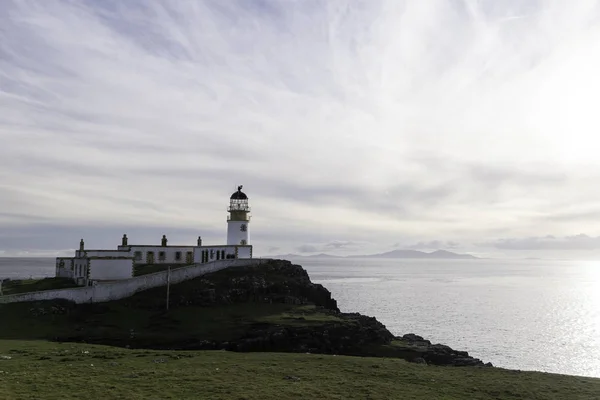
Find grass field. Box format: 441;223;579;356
0;340;599;400
1;278;78;296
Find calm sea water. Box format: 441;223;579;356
0;258;55;279
1;257;599;378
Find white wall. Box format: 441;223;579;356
227;220;249;245
0;259;270;304
56;258;74;278
56;267;74;279
129;246;195;264
237;246;252;259
73;259;89;279
90;259;133;280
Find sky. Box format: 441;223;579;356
2;0;600;259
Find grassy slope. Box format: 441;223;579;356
0;340;599;400
1;278;78;296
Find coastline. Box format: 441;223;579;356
0;259;599;398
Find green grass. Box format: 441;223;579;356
1;278;78;295
0;339;598;400
257;305;344;325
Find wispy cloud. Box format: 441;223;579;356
294;239;368;255
2;0;600;256
478;234;600;250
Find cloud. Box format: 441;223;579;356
295;240;367;254
296;244;319;254
2;1;600;255
477;234;600;250
324;240;361;249
0;223;221;254
266;246;280;254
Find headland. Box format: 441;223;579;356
0;259;598;399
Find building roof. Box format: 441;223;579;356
230;185;248;200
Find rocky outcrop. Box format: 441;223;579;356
127;260;490;367
171;312;395;355
123;260;339;312
21;259;491;368
396;334;492;367
235;313;394;354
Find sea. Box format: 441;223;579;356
1;256;599;378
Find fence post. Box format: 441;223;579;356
166;266;171;311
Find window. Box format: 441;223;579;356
240;224;247;232
159;251;166;261
134;251;142;261
240;239;247;245
175;251;182;261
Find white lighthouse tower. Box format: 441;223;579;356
227;185;250;246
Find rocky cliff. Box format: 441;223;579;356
152;260;492;367
1;259;491;368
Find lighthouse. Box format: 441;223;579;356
227;185;250;246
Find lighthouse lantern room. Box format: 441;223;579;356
227;185;251;246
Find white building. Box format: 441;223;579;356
56;186;253;285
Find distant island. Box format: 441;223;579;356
266;249;479;260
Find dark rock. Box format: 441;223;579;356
401;333;431;345
43;259;492;368
393;336;489;367
126;260;339;312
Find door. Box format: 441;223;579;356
146;251;155;264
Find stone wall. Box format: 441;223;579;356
0;258;267;305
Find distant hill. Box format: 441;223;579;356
351;249;478;259
263;253;342;259
262;254;301;259
306;253;340;258
265;249;478;260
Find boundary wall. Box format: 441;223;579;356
0;258;269;304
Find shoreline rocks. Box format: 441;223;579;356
396;334;493;367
